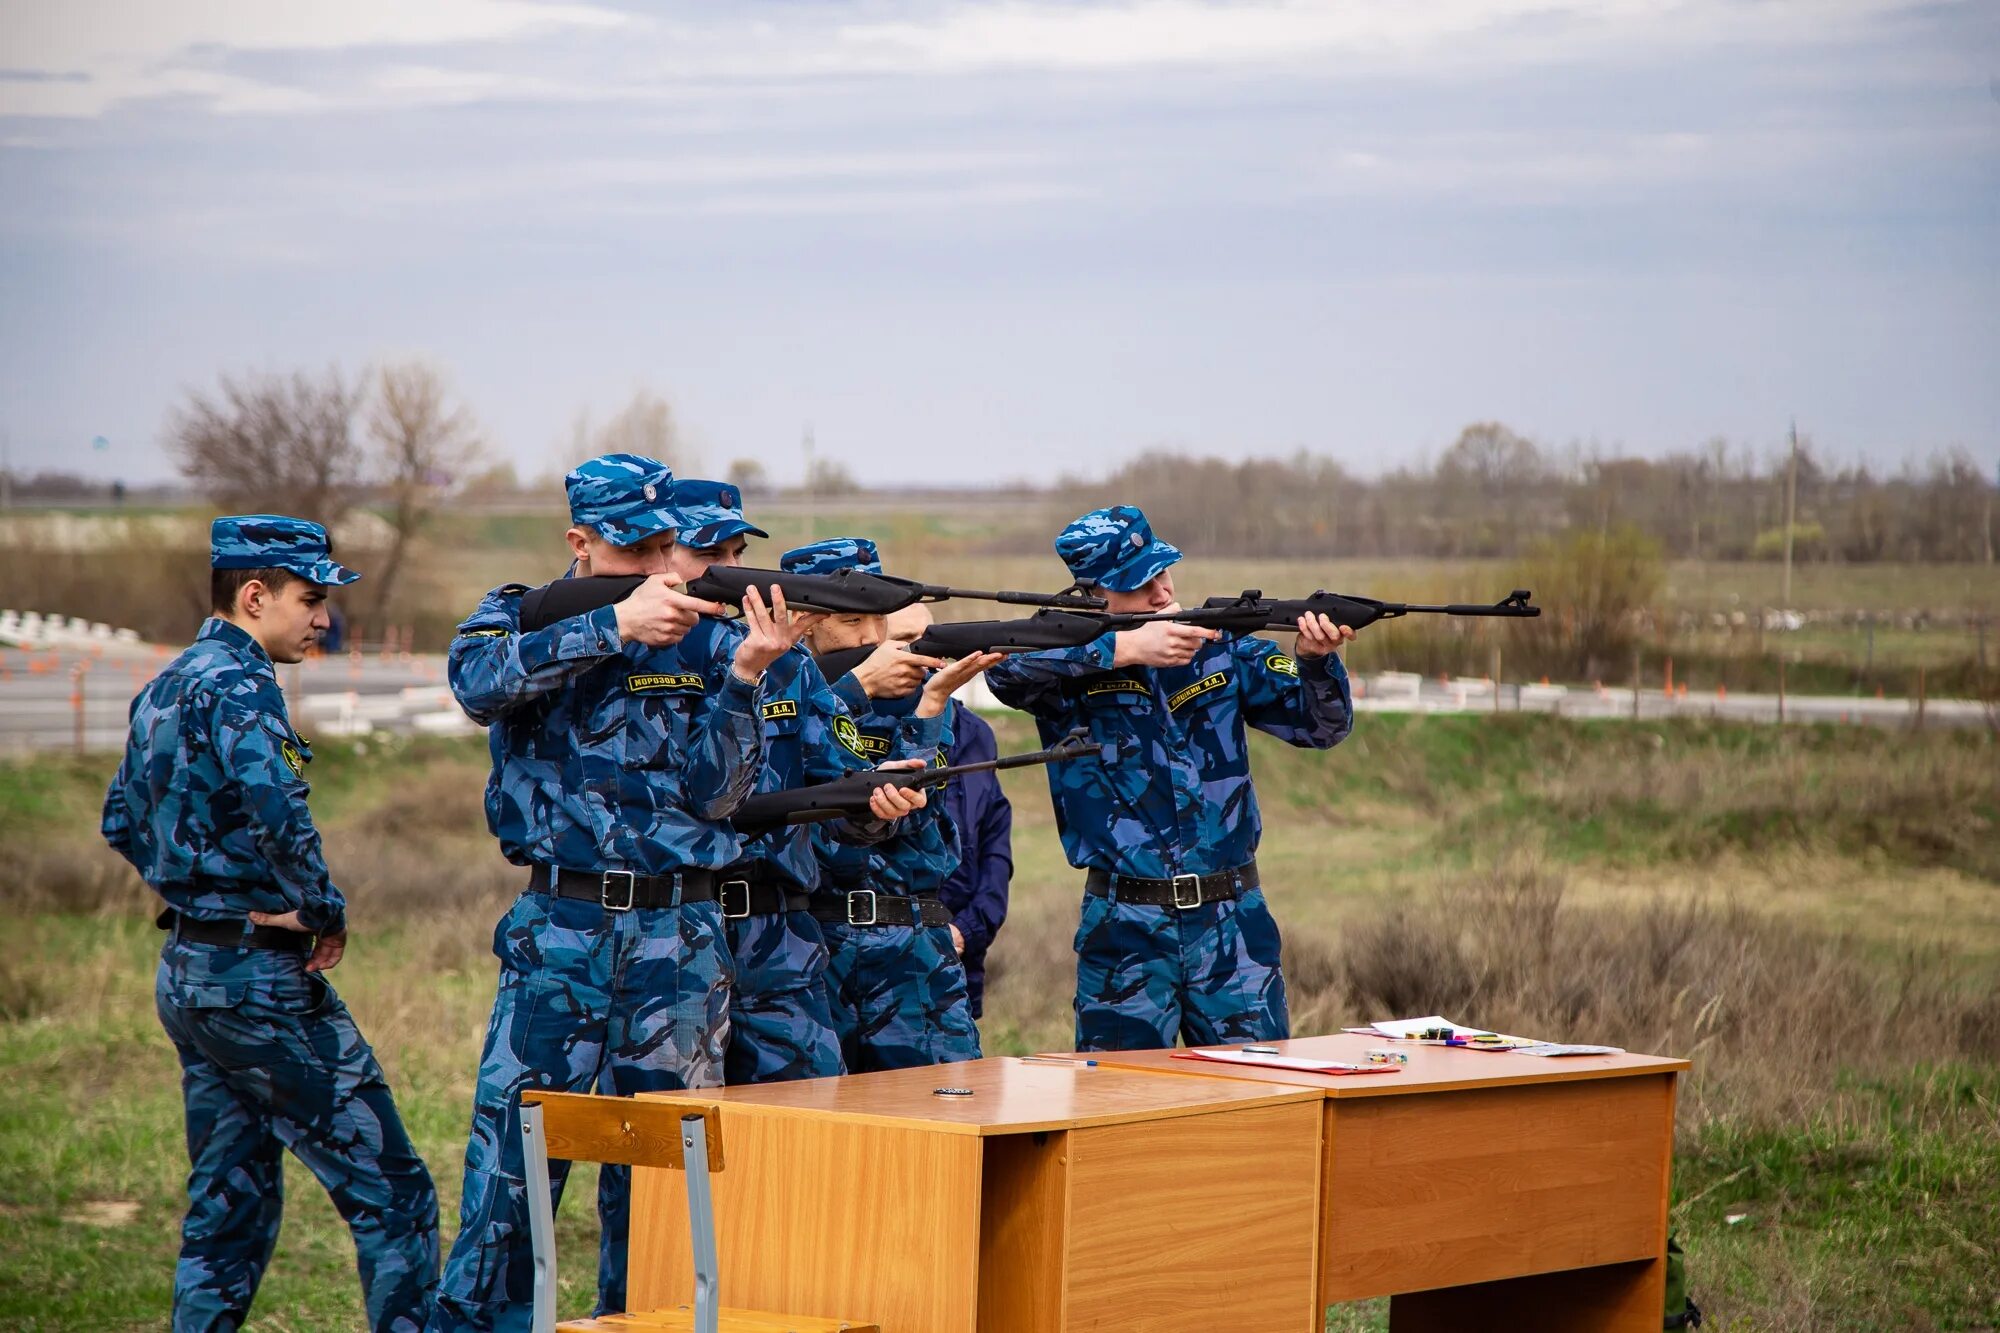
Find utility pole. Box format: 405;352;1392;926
801;425;816;543
1780;419;1799;606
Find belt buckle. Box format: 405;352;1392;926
719;879;752;920
846;889;878;927
601;869;637;913
1170;873;1202;910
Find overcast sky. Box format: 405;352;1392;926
1;0;1994;487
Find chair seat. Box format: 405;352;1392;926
558;1306;878;1333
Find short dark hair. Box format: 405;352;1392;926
210;566;305;615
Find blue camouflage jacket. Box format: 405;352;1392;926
448;586;765;875
730;641;896;891
811;683;955;897
102;617;346;934
986;632;1351;879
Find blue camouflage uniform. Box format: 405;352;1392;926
986;506;1353;1052
101;516;438;1333
671;482;879;1087
429;457;765;1333
784;539;981;1073
937;709;1013;1020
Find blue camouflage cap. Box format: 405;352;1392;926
1055;505;1181;593
780;537;882;576
210;515;361;587
670;478;769;550
565;452;678;546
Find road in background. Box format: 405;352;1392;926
1;645;1986;755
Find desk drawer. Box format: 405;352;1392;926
1320;1072;1675;1302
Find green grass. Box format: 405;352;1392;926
3;715;1998;1329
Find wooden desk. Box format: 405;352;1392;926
625;1058;1327;1333
1093;1035;1691;1332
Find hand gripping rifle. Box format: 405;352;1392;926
819;589;1543;664
730;727;1100;835
515;569;1106;634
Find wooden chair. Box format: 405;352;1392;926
520;1090;876;1333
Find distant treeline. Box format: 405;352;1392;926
1055;424;1996;564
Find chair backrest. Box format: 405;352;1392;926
522;1090;724;1172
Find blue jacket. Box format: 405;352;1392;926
811;684;954;896
986;633;1351;878
102;618;346;934
447;586;765;875
729;642;895;890
938;709;1013;1006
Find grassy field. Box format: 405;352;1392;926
6;499;1997;695
1;712;1996;1330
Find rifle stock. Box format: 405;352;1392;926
731;727;1098;834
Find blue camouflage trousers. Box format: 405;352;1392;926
427;893;731;1333
1072;887;1290;1051
154;938;439;1333
723;910;844;1085
820;910;982;1073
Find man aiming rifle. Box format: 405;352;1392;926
986;505;1358;1053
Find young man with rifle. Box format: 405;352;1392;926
427;456;929;1333
783;537;1002;1072
658;481;991;1086
985;505;1359;1052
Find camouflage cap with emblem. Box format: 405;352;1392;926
780;536;883;576
1054;505;1182;593
210;515;362;587
669;478;769;550
565;452;679;546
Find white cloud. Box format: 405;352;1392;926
0;0;629;117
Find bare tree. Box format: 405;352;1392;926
168;367;367;523
560;389;697;473
367;361;484;616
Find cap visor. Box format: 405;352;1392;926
593;510;678;546
305;559;362;587
681;518;767;548
1101;540;1182;592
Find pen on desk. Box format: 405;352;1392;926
1019;1055;1098;1067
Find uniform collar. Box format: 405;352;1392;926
196;617;277;678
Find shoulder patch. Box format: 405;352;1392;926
279;737;308;777
498;583;530;594
762;699;799;721
628;672;706;695
833;714;869;758
1167;670;1229;712
1086;678;1148;697
459;627;512;639
1264;654;1299;677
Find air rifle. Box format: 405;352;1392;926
516;569;1106;634
730;727;1099;835
811;590;1542;670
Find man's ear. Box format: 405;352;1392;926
238;579;266;620
564;527;593;564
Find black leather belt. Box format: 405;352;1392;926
1084;861;1259;909
809;891;953;928
716;870;811;920
528;864;719;911
157;908;313;953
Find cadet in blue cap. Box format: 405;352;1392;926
784;537;1002;1072
428;456;895;1332
659;488;984;1086
102;515;439;1332
986;505;1357;1051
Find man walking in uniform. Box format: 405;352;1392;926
986;505;1356;1052
428;456;928;1331
785;538;999;1072
103;516;439;1332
